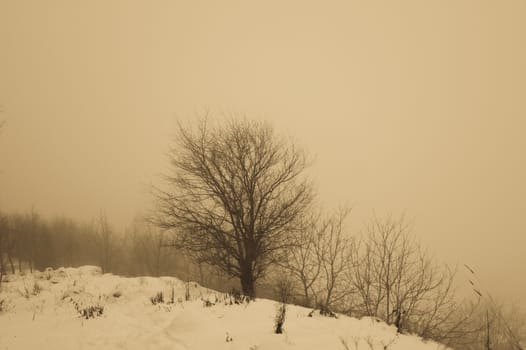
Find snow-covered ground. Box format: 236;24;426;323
0;266;449;350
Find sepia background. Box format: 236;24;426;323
1;0;525;306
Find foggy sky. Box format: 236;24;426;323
1;1;525;304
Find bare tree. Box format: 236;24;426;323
154;117;313;297
317;208;354;310
485;300;526;350
0;213;9;286
452;297;526;350
48;217;78;267
127;217;165;276
280;207;354;311
349;214;463;338
96;212;115;274
19;209;39;272
279;211;324;307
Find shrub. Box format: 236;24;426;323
307;303;338;318
68;296;104;319
77;305;104;319
0;298;9;313
274;303;287;334
150;291;164;305
21;280;42;298
319;303;337;318
33;281;43;295
185;282;190;301
225;332;233;342
226;288;250;305
274;277;295;304
169;286;175;304
202;298;214;307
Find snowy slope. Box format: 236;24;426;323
0;266;449;350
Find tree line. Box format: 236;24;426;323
0;210;221;285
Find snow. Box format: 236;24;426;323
0;266;449;350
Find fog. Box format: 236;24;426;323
1;0;525;305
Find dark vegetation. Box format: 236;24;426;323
274;303;286;334
150;291;164;305
76;304;104;319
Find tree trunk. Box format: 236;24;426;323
240;263;256;298
302;282;311;307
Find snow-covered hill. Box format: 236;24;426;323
0;266;449;350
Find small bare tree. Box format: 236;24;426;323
317;208;354;311
281;207;354;311
350;214;462;337
96;212;115;274
0;213;9;287
450;297;526;350
127;217;165;276
279;211;324;307
154;117;313;297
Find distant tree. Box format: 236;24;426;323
0;213;9;286
96;212;116;274
34;222;56;270
2;209;40;273
23;209;39;272
127;217;165;276
9;213;26;272
446;297;526;350
48;217;78;267
482;299;526;350
154;117;313;297
0;213;16;275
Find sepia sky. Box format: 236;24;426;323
1;1;525;303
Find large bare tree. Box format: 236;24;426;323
154;117;313;297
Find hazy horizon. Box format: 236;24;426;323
1;0;525;306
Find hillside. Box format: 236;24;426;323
0;267;449;350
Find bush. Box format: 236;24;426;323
33;281;43;295
227;288;250;304
185;282;191;301
319;303;337;318
169;285;175;304
0;298;9;313
77;305;104;319
307;303;338;318
21;280;43;298
274;303;287;334
67;296;105;319
274;277;295;304
202;298;215;307
150;291;164;305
